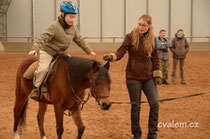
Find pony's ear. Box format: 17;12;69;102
87;62;99;79
104;61;110;71
92;61;99;73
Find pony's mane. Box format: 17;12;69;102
60;55;111;86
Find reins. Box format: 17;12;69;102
64;87;92;117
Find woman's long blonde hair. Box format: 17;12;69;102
132;14;155;57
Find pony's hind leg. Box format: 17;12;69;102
37;102;48;139
72;107;85;139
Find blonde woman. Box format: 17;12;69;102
103;14;161;139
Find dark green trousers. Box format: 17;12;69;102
160;59;169;81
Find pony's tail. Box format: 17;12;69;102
13;100;28;132
14;65;29;133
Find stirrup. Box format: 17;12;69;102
30;88;39;100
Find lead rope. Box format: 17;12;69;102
111;92;210;106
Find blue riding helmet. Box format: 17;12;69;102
60;1;79;14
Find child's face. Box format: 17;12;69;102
177;31;183;38
65;14;76;26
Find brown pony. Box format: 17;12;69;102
13;54;111;139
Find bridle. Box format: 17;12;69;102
89;78;110;107
65;75;110;117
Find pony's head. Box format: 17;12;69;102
89;61;112;110
65;56;112;110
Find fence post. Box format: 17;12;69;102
113;37;115;43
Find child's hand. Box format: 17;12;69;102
90;52;96;56
28;50;38;56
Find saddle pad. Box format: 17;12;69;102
23;57;58;81
23;55;61;101
23;61;38;80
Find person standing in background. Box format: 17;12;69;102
170;29;189;84
156;29;172;84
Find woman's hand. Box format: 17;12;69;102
153;70;162;85
154;77;162;85
103;54;113;61
28;50;38;56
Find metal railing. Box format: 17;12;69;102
168;36;210;42
0;36;210;42
0;36;34;42
0;0;12;41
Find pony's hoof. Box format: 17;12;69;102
14;131;20;139
42;136;47;139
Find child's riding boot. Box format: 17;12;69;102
30;87;39;100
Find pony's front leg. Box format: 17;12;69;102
37;102;48;139
54;105;65;139
72;107;85;139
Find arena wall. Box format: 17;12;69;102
6;0;210;42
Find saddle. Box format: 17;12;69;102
23;55;62;100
